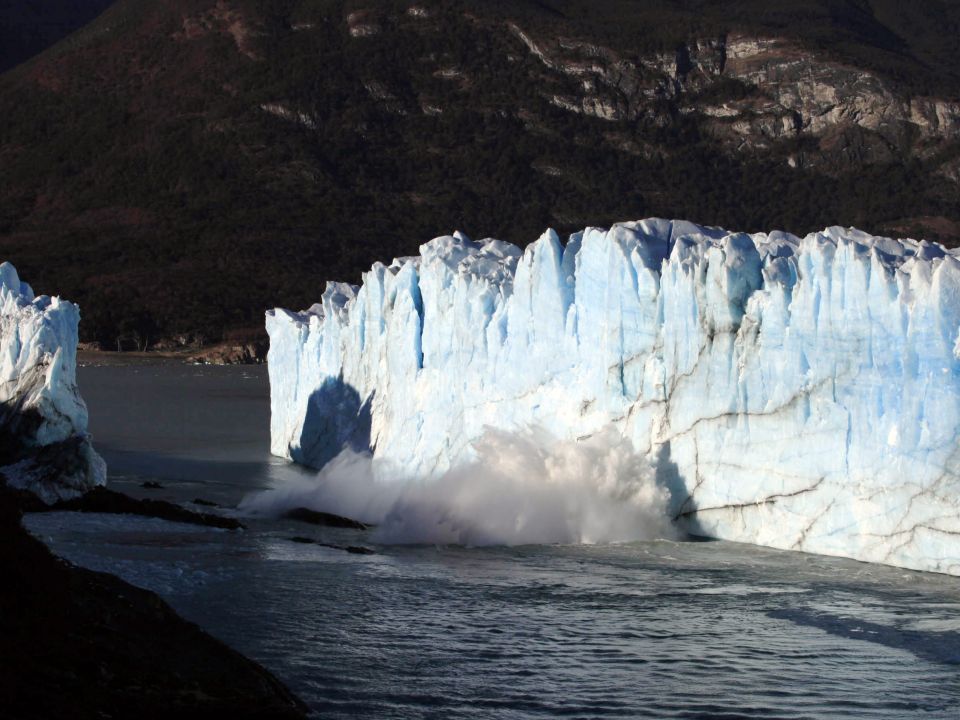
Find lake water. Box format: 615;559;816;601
24;362;960;718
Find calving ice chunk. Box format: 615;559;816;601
0;261;105;501
267;219;960;575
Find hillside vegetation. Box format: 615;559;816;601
1;0;959;347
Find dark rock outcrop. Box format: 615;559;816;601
0;485;306;720
289;535;376;555
38;486;245;530
282;506;369;530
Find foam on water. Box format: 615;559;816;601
241;426;676;546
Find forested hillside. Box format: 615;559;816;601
2;0;959;347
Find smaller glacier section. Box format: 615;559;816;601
267;220;960;575
1;261;105;502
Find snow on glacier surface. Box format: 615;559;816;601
0;261;105;501
267;219;960;574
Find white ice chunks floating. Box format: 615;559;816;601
267;219;960;575
0;261;105;502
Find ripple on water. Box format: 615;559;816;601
32;514;956;720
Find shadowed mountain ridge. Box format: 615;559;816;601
2;0;958;347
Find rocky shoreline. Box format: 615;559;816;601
78;341;267;366
0;482;307;719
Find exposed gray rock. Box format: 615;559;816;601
504;22;959;171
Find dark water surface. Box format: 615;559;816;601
24;362;960;719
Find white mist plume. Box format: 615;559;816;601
242;427;676;546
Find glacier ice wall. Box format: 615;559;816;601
1;261;105;502
267;219;960;574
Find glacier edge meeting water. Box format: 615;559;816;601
267;218;960;575
0;261;105;501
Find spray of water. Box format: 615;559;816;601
242;427;676;546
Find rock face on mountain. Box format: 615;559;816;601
0;261;105;502
516;26;960;172
269;219;960;575
1;1;958;345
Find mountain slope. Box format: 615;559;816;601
1;0;959;347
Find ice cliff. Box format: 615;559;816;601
267;219;960;575
1;261;105;502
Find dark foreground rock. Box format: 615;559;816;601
282;506;368;530
0;486;306;720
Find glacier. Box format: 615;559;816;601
1;261;105;502
267;219;960;575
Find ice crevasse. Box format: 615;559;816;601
267;219;960;574
0;261;105;502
